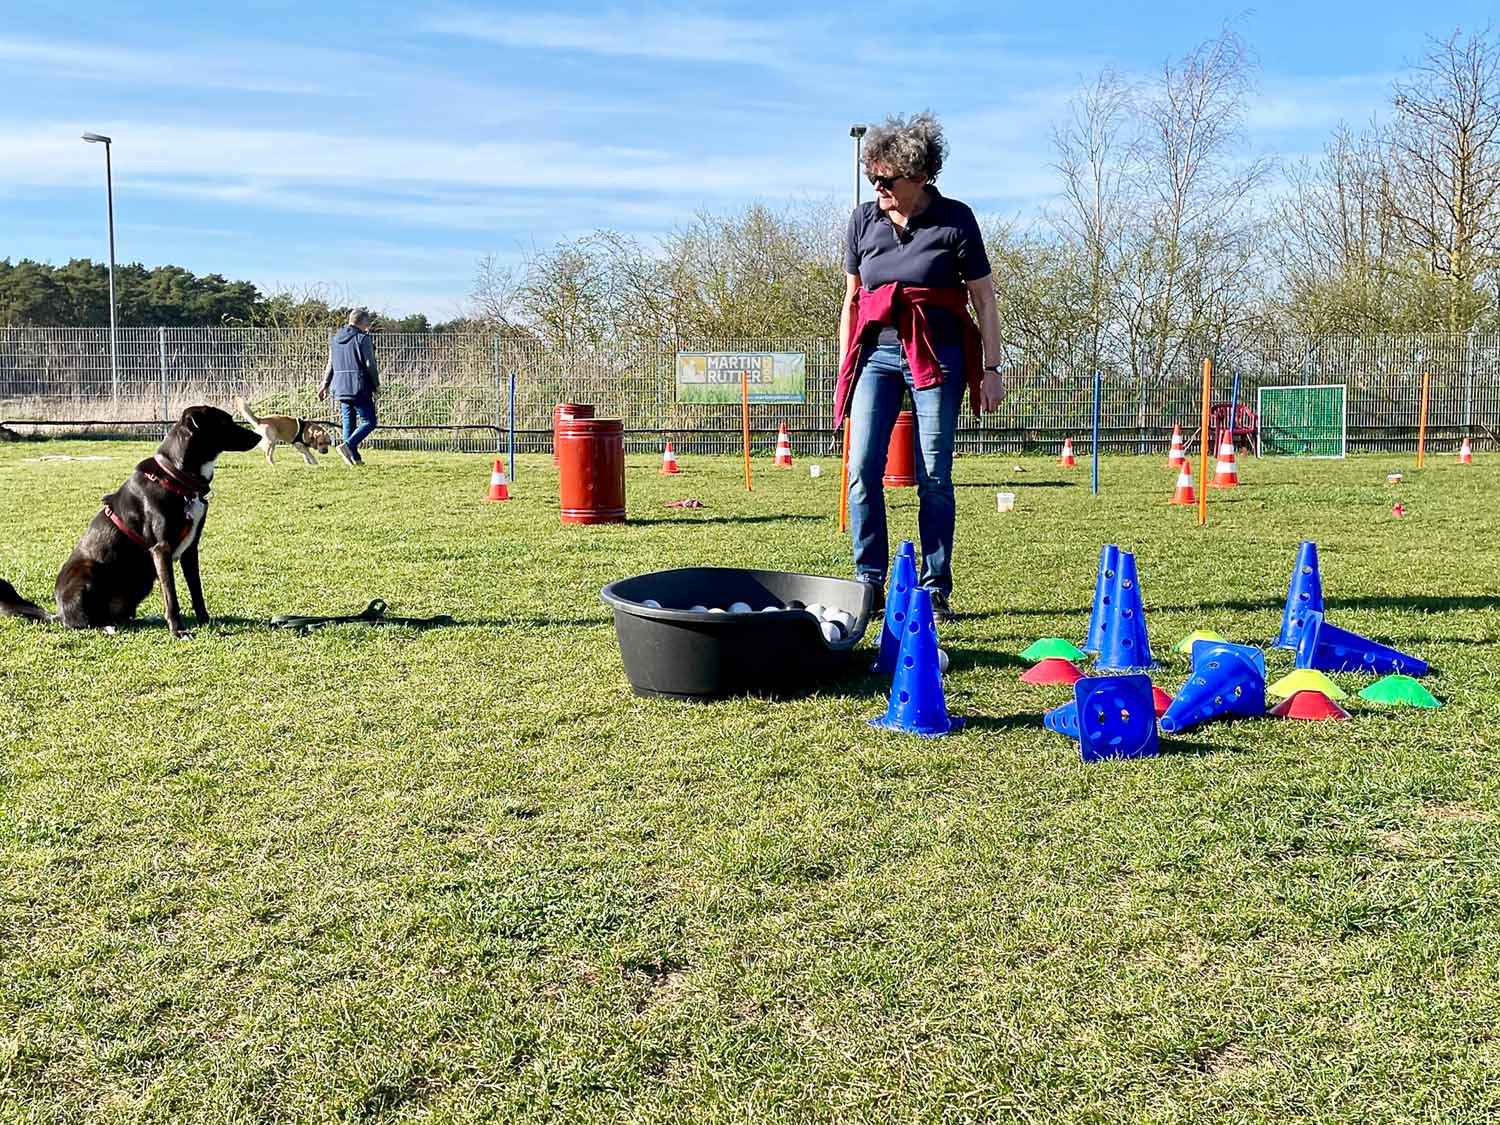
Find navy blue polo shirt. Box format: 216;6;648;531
844;185;991;348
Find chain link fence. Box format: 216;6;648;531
2;327;1497;455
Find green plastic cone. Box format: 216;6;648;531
1359;674;1441;708
1173;628;1226;654
1268;668;1348;700
1021;637;1088;662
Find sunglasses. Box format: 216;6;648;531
867;174;902;191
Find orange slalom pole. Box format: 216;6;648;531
1417;370;1430;469
741;370;753;492
838;417;851;532
1198;357;1212;527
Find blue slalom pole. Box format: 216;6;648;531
1228;369;1240;454
1091;368;1101;495
508;373;516;482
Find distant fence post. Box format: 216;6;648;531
158;327;168;422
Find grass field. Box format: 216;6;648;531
2;439;1499;1124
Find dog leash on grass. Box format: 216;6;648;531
270;599;456;631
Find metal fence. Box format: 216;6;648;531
2;327;1497;454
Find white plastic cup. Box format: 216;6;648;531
809;464;822;478
996;492;1016;513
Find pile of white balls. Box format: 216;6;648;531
638;598;858;645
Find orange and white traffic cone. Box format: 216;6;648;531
485;459;510;501
1458;436;1474;464
1059;437;1076;467
1169;459;1196;506
773;423;793;468
660;440;680;475
1166;425;1186;469
1210;437;1240;488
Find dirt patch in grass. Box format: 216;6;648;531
1421;801;1491;822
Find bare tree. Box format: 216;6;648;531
1387;26;1500;329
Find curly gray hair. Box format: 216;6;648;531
862;111;947;183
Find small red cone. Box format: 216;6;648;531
1166;425;1186;469
1391;502;1406;517
1210;437;1240;488
660;440;680;475
1458;436;1473;464
773;423;793;468
1270;690;1350;721
1020;658;1083;685
1058;438;1076;468
1169;460;1196;506
485;459;510;501
1151;684;1173;717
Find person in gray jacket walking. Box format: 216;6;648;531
318;307;380;465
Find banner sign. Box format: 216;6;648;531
675;351;806;404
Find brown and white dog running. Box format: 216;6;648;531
0;405;263;638
234;396;333;466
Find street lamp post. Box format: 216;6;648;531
849;124;866;210
82;132;118;401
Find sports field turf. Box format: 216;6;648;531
2;440;1498;1123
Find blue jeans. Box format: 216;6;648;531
339;393;377;458
847;343;964;596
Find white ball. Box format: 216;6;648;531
728;601;752;614
809;464;822;477
938;648;950;674
708;607;726;614
819;620;846;645
642;598;661;608
804;603;826;619
760;605;780;613
830;610;856;633
689;605;708;613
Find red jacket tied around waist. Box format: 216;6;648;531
835;281;985;428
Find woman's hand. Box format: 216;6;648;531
980;369;1006;412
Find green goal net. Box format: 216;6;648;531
1256;384;1347;457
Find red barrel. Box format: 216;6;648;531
558;417;626;524
553;402;595;467
883;410;917;487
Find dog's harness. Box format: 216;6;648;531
291;417;308;446
100;455;212;552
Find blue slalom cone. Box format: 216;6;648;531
1093;551;1156;673
1272;541;1324;650
1159;640;1267;734
870;588;963;736
1043;699;1080;738
1083;544;1120;654
1043;675;1159;762
872;540;918;676
1294;610;1429;677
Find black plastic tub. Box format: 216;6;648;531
600;567;876;701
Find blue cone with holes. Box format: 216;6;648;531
1043;675;1159;762
1293;609;1429;677
870;587;964;736
1093;550;1156;673
873;540;918;676
1272;540;1324;650
1159;640;1267;734
1083;544;1120;655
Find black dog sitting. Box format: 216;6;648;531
0;405;262;638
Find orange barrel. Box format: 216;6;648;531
553;402;595;467
558;417;626;524
882;410;917;487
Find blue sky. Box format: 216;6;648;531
0;1;1482;319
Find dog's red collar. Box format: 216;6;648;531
148;454;210;498
102;503;151;550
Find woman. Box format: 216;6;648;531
836;111;1006;621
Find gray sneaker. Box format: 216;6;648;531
335;442;356;466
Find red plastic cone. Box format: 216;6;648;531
1058;438;1076;468
1166;425;1186;469
1458;436;1473;464
1151;684;1173;717
1169;460;1196;506
660;440;680;475
1210;437;1240;488
773;423;793;468
485;459;510;501
1270;690;1350;721
1020;658;1084;685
